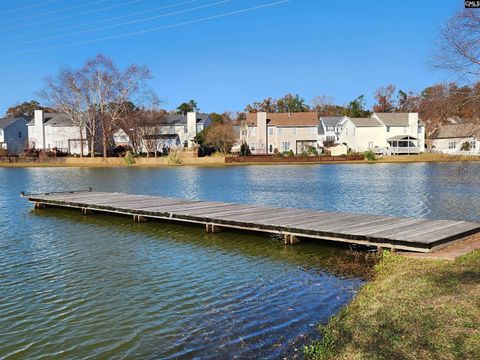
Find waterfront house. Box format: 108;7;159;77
239;112;323;154
27;110;92;155
328;112;425;154
113;112;212;153
337;117;385;153
0;116;28;155
371;112;425;154
431;123;480;155
319;116;349;144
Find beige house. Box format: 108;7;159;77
431;123;480;155
338;117;385;152
238;112;323;154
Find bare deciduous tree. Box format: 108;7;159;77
40;54;153;158
204;122;237;155
434;9;480;77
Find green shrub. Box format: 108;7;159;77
307;145;318;156
461;141;471;151
239;142;251;156
124;151;136;165
363;150;376;161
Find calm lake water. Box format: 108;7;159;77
1;163;479;359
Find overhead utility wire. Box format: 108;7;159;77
0;0;233;49
0;0;200;41
1;0;290;57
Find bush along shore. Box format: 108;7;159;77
304;250;480;360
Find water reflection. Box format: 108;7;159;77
0;163;479;359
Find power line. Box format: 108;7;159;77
1;0;144;34
1;0;290;57
1;0;201;43
4;0;109;23
0;0;61;16
0;0;232;49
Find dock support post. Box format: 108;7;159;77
206;223;221;233
82;208;93;215
34;202;46;209
284;233;300;245
133;215;147;223
377;246;384;254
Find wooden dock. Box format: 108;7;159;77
22;190;480;253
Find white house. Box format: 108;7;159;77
0;117;28;155
322;112;425;154
431;123;480;155
113;112;212;153
238;112;323;154
319;116;349;144
27;110;91;155
371;112;425;154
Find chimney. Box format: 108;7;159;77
256;112;267;153
34;109;45;149
186;112;197;147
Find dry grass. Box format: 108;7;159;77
304;250;480;360
375;153;480;163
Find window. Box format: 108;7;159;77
281;141;291;151
448;142;456;149
327;126;334;132
386;126;390;132
268;127;273;136
470;141;476;149
18;131;22;138
277;127;283;135
249;128;256;136
55;141;63;149
269;144;273;153
241;130;247;137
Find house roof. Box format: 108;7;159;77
373;112;411;126
350;117;383;127
320;116;345;128
431;123;480;139
246;112;319;127
0;117;27;130
27;113;76;127
388;135;418;141
160;113;210;126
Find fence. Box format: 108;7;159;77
225;154;365;163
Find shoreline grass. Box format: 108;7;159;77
1;153;479;168
304;250;480;359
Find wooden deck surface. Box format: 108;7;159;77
23;190;480;253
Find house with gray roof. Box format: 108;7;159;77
371;112;425;153
0;116;28;154
113;112;212;153
431;123;480;155
319;116;348;143
27;110;93;155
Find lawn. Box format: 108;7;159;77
304;250;480;360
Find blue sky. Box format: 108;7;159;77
0;0;463;115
